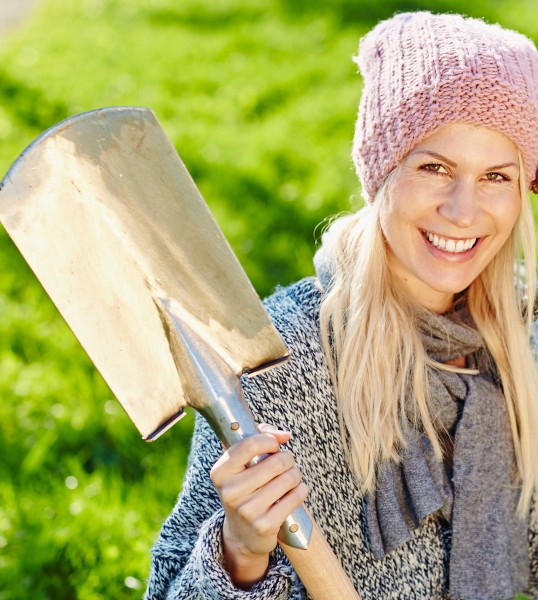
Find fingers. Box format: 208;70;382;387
234;466;308;530
262;480;309;530
211;426;290;481
218;450;299;510
210;425;308;559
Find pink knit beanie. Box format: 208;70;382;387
353;12;538;201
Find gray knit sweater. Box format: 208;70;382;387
145;277;538;600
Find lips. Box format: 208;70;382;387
422;230;477;253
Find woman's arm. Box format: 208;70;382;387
527;495;538;598
144;413;306;600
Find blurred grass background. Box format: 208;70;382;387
0;0;536;598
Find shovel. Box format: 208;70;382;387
0;107;360;600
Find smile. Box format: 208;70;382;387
422;230;477;253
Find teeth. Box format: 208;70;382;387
424;231;477;253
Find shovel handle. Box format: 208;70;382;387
279;506;361;600
187;324;361;600
198;399;362;600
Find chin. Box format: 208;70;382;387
428;280;476;300
419;265;484;296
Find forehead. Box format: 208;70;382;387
409;123;519;165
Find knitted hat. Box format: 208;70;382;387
352;12;538;201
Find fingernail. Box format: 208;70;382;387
259;423;290;434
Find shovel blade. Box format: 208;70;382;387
0;107;289;440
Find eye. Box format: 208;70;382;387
484;172;511;184
419;163;448;176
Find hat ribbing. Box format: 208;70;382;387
352;12;538;201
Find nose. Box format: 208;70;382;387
437;180;481;228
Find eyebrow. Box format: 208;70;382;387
409;150;519;171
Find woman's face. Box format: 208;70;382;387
380;123;521;313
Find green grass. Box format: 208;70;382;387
0;0;537;597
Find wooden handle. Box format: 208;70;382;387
279;507;361;600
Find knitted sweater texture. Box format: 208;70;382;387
145;277;538;600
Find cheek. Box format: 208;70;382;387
495;195;521;236
509;200;521;227
379;201;414;248
379;208;396;249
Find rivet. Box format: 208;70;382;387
230;422;240;431
289;524;299;533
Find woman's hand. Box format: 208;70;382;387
210;424;308;589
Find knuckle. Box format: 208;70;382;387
276;450;294;469
219;487;237;509
281;467;301;489
239;436;258;454
236;502;255;523
267;451;293;477
251;517;274;538
259;432;280;452
225;440;245;461
240;434;265;457
210;465;223;487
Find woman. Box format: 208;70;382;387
145;11;538;600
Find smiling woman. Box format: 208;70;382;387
145;11;538;600
381;123;522;313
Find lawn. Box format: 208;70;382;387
0;0;536;598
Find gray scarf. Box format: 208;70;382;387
365;305;529;599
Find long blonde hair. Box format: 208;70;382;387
319;159;538;513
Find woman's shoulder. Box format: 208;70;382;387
243;277;328;397
262;276;322;342
263;276;320;312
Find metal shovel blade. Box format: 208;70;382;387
0;107;289;440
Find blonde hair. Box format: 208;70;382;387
319;157;538;512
